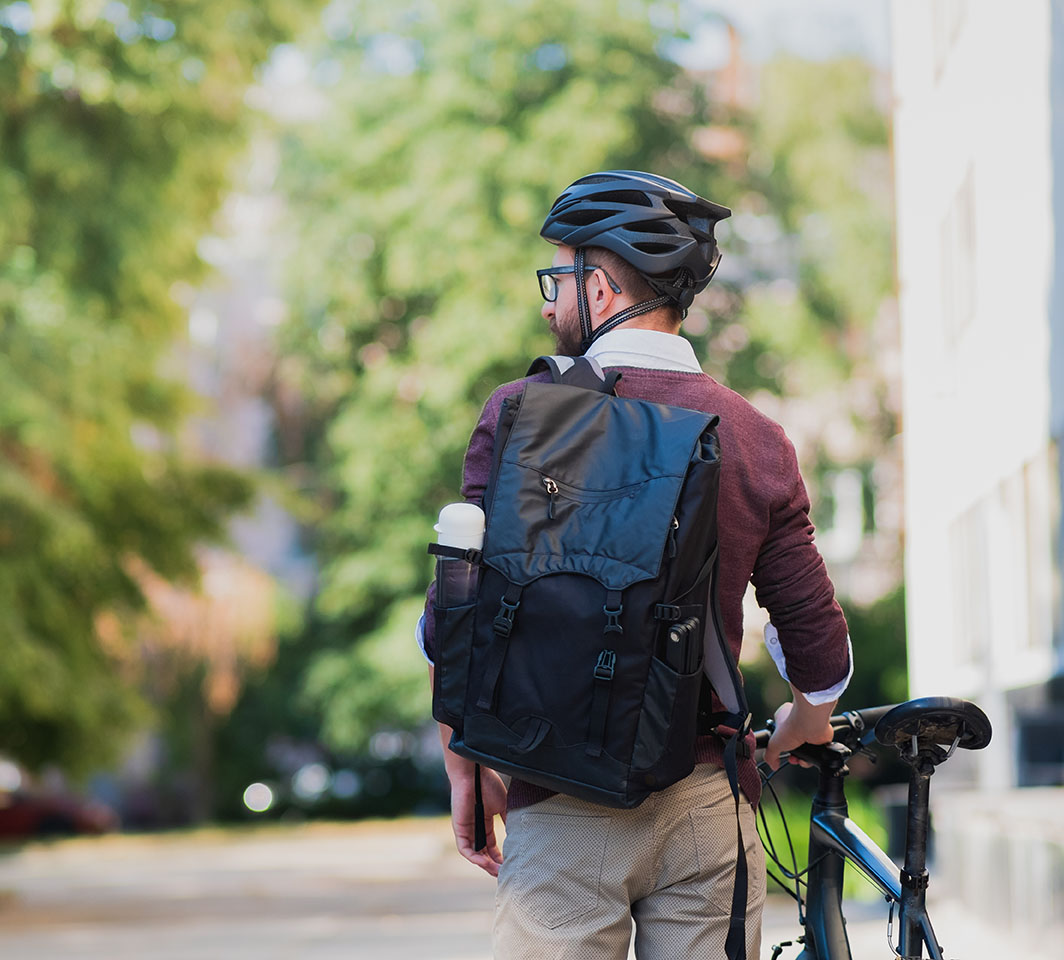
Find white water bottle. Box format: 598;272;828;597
434;503;485;606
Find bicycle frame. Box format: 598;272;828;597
761;698;992;960
796;757;943;960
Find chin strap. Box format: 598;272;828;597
574;246;674;354
574;246;594;347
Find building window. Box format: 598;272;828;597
931;0;967;81
1024;445;1061;652
948;500;990;666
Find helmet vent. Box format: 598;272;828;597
594;190;653;207
633;221;677;236
559;209;613;226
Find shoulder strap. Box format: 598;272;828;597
526;355;622;395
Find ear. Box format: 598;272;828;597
588;268;618;318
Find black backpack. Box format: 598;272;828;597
429;356;753;957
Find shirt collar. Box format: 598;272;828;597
584;328;703;374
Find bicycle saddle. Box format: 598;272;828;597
874;696;992;756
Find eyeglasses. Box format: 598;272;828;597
536;264;622;302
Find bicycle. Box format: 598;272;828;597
752;696;993;960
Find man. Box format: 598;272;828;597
418;171;852;958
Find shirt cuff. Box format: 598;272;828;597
415;613;433;666
763;622;853;706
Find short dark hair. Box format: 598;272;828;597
585;246;683;327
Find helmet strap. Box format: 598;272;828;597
580;295;673;353
574;246;594;347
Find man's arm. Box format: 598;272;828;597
751;435;850;767
428;666;507;877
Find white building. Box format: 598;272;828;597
892;0;1064;947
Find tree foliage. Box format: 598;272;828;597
272;0;736;752
0;0;317;773
262;7;899;758
733;54;895;443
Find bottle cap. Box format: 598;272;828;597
434;502;485;550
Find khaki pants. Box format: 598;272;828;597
494;765;765;959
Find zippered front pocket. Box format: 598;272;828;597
486;461;686;590
537;471;648;519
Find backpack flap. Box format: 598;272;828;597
482;381;715;590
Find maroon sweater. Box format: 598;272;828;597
425;366;850;808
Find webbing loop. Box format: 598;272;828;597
476;583;523;710
603;589;623;635
586;649;616;757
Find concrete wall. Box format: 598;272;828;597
892;0;1064;943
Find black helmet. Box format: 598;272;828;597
540;170;731;312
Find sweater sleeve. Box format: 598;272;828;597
750;436;851;698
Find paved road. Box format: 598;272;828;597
0;819;1032;959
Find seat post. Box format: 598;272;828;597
898;758;936;957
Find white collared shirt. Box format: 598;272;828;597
585;328;703;374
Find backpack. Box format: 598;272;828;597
428;355;753;958
430;351;751;785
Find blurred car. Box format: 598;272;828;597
0;789;119;839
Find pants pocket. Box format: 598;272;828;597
431;601;476;729
689;802;765;916
502;811;610;929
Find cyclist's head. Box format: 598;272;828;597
540;170;732;315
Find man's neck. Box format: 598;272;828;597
593;309;680;338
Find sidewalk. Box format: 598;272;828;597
0;818;1044;959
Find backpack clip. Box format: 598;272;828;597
493;596;521;637
594;649;617;680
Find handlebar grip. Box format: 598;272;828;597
752;702;900;754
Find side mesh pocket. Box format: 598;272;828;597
431;602;477;730
631;658;701;788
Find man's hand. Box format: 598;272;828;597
428;667;508;877
446;761;508;877
764;686;837;771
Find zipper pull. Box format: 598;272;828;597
543;477;559;519
667;516;679;558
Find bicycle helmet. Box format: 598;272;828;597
541;170;731;350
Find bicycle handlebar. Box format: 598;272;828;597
752;702;899;753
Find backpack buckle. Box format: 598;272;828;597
493;596;521;637
602;602;623;635
594;649;616;680
654;603;682;621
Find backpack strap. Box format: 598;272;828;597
473;764;487;852
692;546;752;960
723;725;751;960
527;355;622;395
475;582;524;711
585;649;617;758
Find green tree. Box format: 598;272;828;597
0;0;319;774
260;12;900;763
273;0;733;753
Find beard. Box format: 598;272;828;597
549;307;584;357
